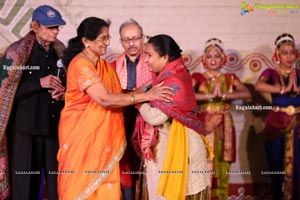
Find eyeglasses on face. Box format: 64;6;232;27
120;36;143;44
95;35;112;43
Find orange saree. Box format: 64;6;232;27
57;55;126;200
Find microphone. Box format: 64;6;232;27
56;59;64;77
56;59;66;86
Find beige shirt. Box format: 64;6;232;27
139;103;210;199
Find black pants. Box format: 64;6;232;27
121;105;139;200
8;133;58;200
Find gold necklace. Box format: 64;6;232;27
276;67;291;88
205;71;222;81
278;67;292;77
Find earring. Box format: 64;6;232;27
200;55;206;67
273;50;280;64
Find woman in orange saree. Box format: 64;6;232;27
57;17;172;200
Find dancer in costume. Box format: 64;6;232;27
255;33;300;200
192;38;250;200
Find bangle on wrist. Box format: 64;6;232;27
221;93;227;101
206;93;213;102
130;94;136;105
280;86;285;95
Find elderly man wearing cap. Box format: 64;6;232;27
0;4;66;200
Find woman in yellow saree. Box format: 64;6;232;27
57;17;172;200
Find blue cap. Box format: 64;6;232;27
32;5;66;27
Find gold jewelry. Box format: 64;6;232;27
280;86;285;95
276;68;288;92
206;93;213;102
130;94;136;105
205;71;222;80
278;67;292;76
221;93;227;100
228;75;234;93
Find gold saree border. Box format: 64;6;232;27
283;116;297;200
223;113;234;162
77;141;127;200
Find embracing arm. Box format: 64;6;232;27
85;81;172;108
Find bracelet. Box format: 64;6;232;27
280;86;285;95
130;94;136;105
206;93;213;102
221;93;227;101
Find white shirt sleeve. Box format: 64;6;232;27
139;103;169;126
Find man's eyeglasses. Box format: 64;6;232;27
120;36;143;44
95;35;112;43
